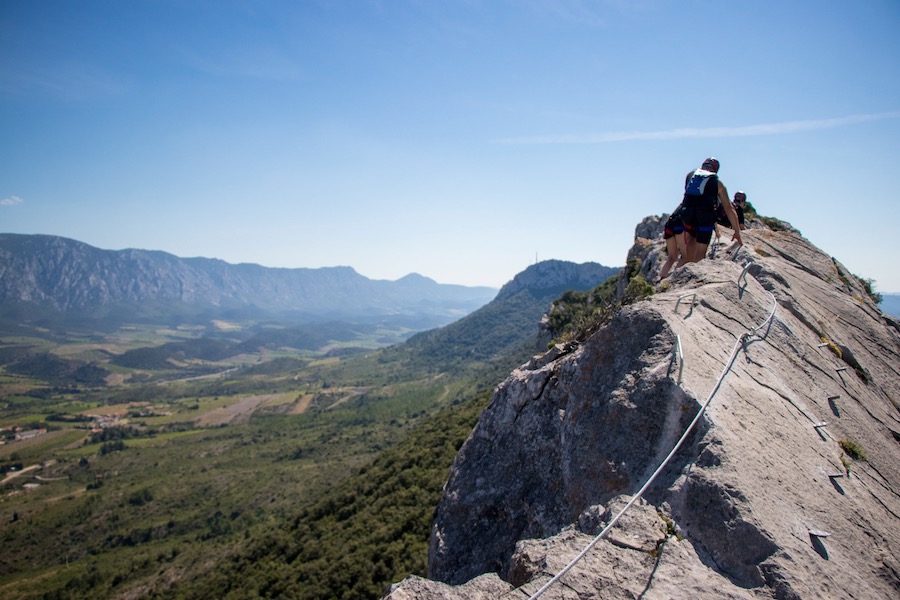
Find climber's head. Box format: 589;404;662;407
702;157;720;173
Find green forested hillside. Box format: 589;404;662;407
1;362;467;600
0;262;618;599
171;391;490;599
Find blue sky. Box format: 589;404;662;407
2;1;899;292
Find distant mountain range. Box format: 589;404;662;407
0;234;621;397
0;233;498;327
880;293;900;318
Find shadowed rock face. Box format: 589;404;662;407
386;220;900;600
427;304;699;585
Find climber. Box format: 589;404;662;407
716;190;747;230
658;203;687;280
676;157;742;268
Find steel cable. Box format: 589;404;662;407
525;277;776;599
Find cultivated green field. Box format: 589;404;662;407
0;316;506;599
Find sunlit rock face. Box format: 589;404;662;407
386;219;900;600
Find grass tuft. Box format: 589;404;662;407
820;337;843;360
838;438;867;461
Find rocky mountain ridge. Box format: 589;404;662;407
398;260;619;373
0;233;496;322
494;260;619;302
386;218;900;599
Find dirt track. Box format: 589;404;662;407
194;394;283;427
1;464;40;484
290;394;315;414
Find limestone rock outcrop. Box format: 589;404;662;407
386;220;900;599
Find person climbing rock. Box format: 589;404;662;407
716;190;747;230
676;157;742;268
658;203;687;280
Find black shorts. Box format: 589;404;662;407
681;204;716;245
663;206;685;239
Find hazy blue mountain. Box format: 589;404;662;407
880;293;900;318
0;233;496;326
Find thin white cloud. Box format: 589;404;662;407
177;45;301;82
0;61;126;101
497;111;900;144
1;196;24;206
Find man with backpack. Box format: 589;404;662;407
676;157;742;267
716;190;748;230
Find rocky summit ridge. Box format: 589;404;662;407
385;217;900;599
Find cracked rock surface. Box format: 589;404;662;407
385;221;900;599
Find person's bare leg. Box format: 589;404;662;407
693;242;710;262
659;237;678;280
676;234;696;268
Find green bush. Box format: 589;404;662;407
99;440;127;455
858;276;883;304
742;200;758;220
546;258;653;344
127;488;153;506
838;438;867;461
623;274;654;305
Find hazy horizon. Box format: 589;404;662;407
2;1;899;291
